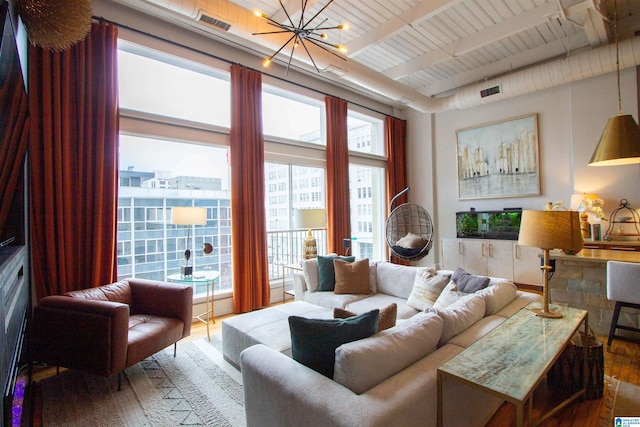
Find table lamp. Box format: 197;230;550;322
294;208;326;260
518;210;583;318
172;207;207;277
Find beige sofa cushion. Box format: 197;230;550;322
476;281;518;316
428;294;485;346
333;312;443;394
407;267;450;311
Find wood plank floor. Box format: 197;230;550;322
30;306;640;427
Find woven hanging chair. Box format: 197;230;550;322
385;188;434;261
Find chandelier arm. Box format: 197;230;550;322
301;0;335;31
284;37;298;76
299;0;308;29
306;35;346;52
305;38;348;61
264;20;295;31
277;0;297;30
253;29;299;36
298;39;321;73
269;33;299;59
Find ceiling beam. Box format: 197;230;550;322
383;2;559;80
346;0;462;57
564;0;610;46
270;0;324;25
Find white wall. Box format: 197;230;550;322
408;67;640;265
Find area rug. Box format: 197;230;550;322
600;375;640;427
39;338;245;427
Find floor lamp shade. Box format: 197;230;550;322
294;209;326;259
518;210;584;318
172;207;207;276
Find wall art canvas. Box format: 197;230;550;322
456;114;539;200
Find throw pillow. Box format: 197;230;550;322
333;312;443;394
406;267;450;311
395;232;427;249
432;281;468;309
302;257;320;293
334;302;397;332
288;309;379;378
334;258;371;295
428;293;486;346
317;255;356;291
451;268;490;293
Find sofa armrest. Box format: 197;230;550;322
126;278;193;338
33;296;129;377
293;272;307;301
241;344;360;427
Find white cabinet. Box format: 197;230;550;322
441;238;541;286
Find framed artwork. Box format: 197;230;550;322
456;113;540;200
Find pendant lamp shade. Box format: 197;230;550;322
589;115;640;166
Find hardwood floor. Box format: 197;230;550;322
30;306;640;427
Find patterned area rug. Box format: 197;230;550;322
600;375;640;427
40;338;245;427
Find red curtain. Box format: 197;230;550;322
29;22;119;299
385;116;408;263
325;96;350;254
0;50;29;242
229;64;270;313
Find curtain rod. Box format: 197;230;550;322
92;16;401;120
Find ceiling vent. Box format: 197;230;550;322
197;11;231;31
480;85;501;98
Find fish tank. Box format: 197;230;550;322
456;209;522;240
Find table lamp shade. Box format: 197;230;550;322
294;209;326;229
172;207;207;225
518;210;583;253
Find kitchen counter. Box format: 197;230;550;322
550;248;640;263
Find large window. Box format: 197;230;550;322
262;84;324;144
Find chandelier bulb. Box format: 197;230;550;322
338;24;349;30
337;45;348;54
263;57;272;67
320;33;328;40
254;9;267;19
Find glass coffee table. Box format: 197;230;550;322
167;270;220;341
437;302;588;427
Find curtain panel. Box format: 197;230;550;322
229;64;270;313
29;21;119;299
0;67;29;241
385;116;408;264
325;96;350;254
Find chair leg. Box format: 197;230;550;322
608;301;622;350
174;342;177;357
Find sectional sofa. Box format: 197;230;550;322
224;258;542;427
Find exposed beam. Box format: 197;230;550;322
383;2;559;80
564;0;610;46
346;0;461;57
270;0;324;25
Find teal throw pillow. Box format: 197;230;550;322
288;309;379;378
317;255;355;291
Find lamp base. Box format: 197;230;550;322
181;266;193;277
530;307;563;318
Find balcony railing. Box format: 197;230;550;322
266;228;327;280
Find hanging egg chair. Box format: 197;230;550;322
385;187;434;261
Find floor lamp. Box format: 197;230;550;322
294;208;326;260
518;210;583;318
172;207;207;277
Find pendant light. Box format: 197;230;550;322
588;0;640;166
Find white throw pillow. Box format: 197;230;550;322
302;258;320;293
333;312;443;394
428;294;486;346
407;267;449;311
476;281;517;316
432;280;468;308
395;232;427;249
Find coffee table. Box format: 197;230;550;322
437;302;588;427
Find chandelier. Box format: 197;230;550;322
253;0;348;74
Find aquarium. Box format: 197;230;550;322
456;209;522;240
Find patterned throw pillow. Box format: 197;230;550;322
406;267;450;311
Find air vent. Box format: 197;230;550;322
198;13;231;31
480;85;501;98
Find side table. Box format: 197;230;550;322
282;263;302;302
167;270;220;341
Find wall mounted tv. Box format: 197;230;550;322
0;0;29;245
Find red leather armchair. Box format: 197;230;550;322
32;278;193;388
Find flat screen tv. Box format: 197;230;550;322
0;0;29;245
